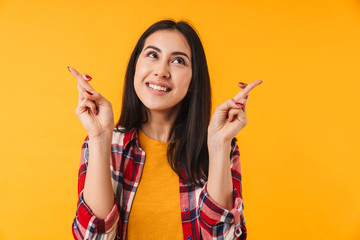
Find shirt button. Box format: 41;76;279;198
187;236;191;240
182;181;186;185
184;208;188;212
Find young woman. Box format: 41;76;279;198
70;19;261;240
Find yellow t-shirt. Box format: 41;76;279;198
126;129;183;240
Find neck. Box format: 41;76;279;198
141;105;180;143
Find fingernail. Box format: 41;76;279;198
85;74;92;80
259;80;263;84
238;82;245;85
236;102;244;107
86;91;93;95
67;66;71;72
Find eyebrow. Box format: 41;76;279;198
144;45;190;61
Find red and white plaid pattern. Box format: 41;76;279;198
72;126;247;240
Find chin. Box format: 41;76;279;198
142;102;180;113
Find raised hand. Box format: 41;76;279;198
68;66;114;139
208;80;262;146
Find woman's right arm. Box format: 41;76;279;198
69;66;119;239
84;133;114;219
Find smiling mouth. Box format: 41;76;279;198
146;83;172;92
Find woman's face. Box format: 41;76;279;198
134;29;192;114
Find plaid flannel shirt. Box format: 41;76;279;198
72;126;247;240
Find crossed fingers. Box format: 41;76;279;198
234;80;262;102
227;80;262;122
68;66;102;115
68;66;95;94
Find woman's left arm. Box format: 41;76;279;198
207;80;262;209
199;80;262;239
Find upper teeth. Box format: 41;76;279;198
148;83;168;92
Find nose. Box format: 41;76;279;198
154;61;170;79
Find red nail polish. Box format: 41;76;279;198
85;75;92;80
236;102;244;107
67;66;71;72
86;91;93;95
239;82;245;85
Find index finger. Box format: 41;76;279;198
67;66;95;92
233;80;262;101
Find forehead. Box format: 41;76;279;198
143;30;191;56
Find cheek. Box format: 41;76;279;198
180;71;192;89
173;72;192;99
134;60;149;82
134;66;144;93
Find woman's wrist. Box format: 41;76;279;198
208;136;232;165
88;130;113;142
208;133;231;150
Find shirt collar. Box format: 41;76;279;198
122;126;140;151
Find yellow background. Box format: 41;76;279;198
1;0;359;239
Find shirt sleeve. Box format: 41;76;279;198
198;142;247;240
72;136;120;240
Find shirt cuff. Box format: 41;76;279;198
199;182;244;236
76;190;119;234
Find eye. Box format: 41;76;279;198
172;57;185;65
146;51;158;58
